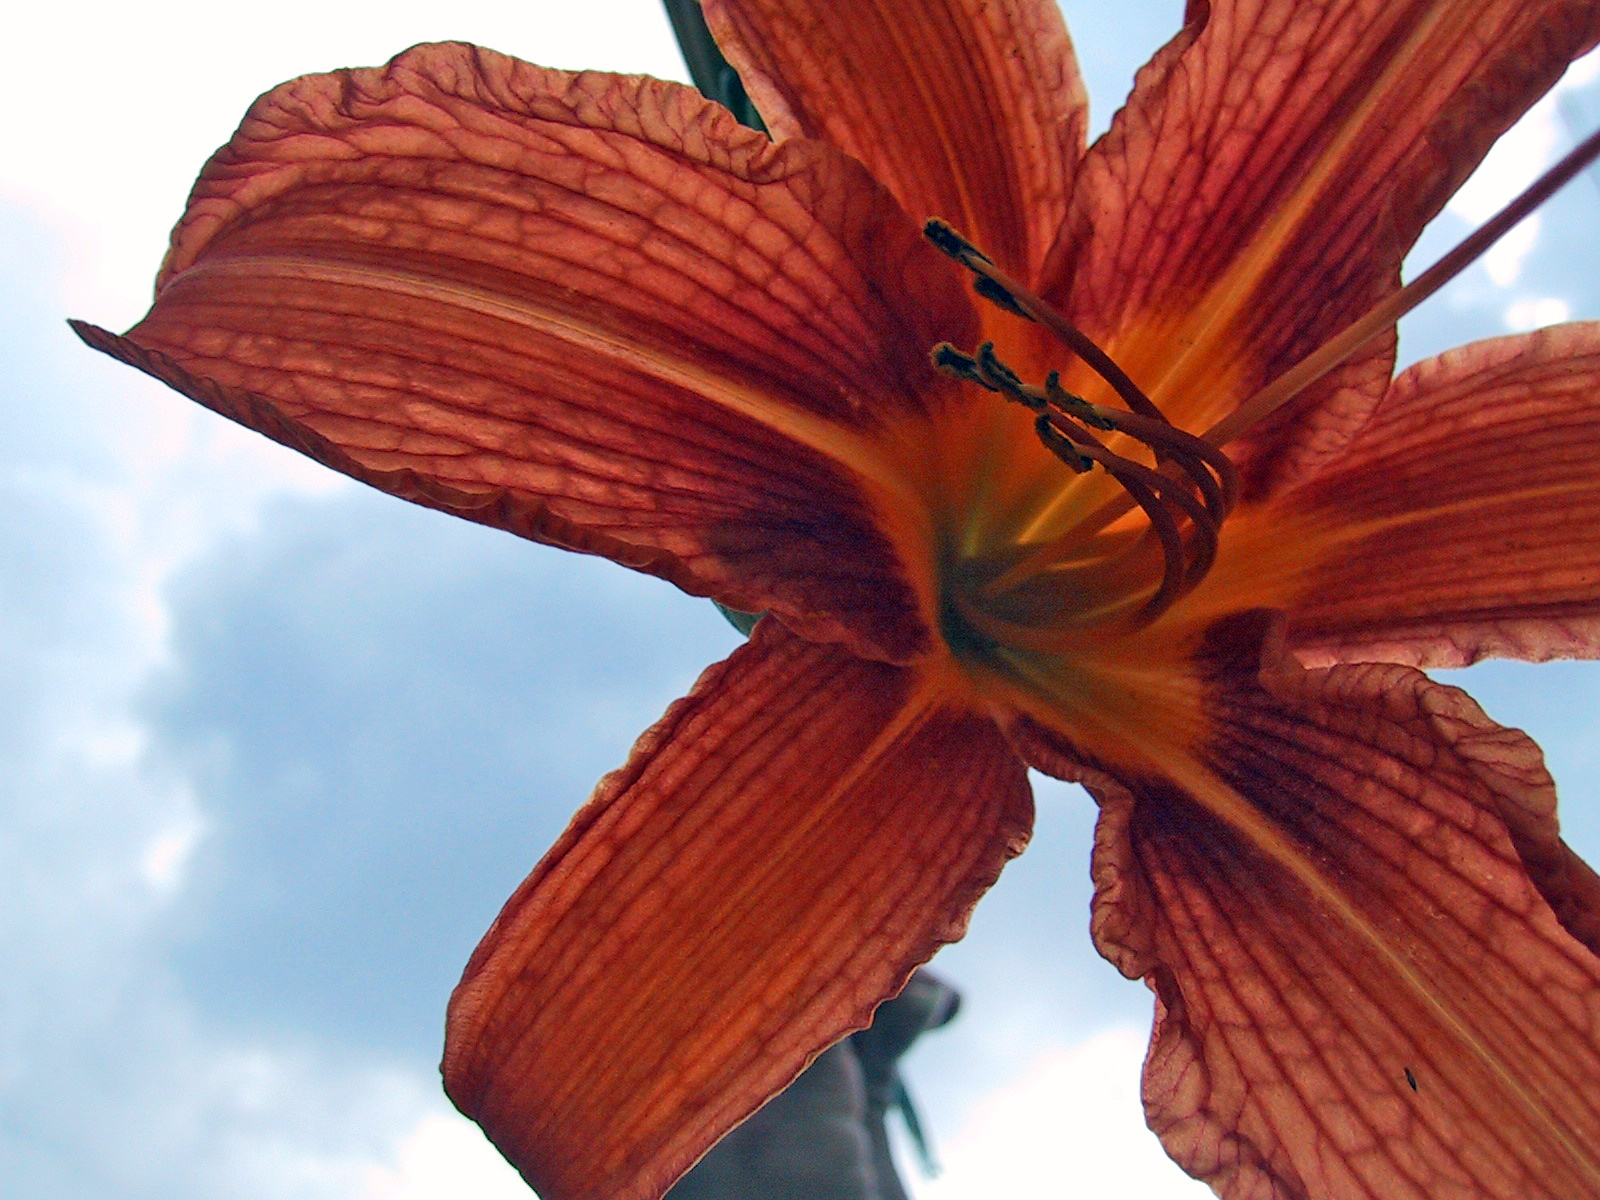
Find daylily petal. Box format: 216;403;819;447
1070;619;1600;1199
1053;0;1600;491
442;620;1032;1200
1282;324;1600;669
704;0;1085;281
76;42;982;661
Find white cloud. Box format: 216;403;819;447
914;1030;1212;1200
360;1114;534;1200
139;813;206;892
3;0;690;326
1566;48;1600;90
1482;217;1540;289
1505;296;1572;332
1446;47;1600;287
1448;106;1561;228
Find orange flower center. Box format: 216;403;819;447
911;224;1280;766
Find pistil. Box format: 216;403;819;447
1208;123;1600;446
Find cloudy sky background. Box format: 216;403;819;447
5;2;1600;1197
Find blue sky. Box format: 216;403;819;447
4;3;1600;1198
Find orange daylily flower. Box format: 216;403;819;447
75;0;1600;1197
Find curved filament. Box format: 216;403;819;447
927;223;1244;624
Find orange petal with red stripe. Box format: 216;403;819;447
705;0;1085;282
1054;0;1600;491
76;43;979;661
443;620;1031;1200
1285;324;1600;668
1076;626;1600;1198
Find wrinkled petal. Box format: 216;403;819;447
442;620;1032;1200
1280;324;1600;668
1052;0;1600;492
705;0;1085;282
78;42;983;661
1050;618;1600;1199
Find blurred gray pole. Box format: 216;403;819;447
661;0;767;131
665;971;960;1200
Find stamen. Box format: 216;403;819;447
1044;372;1112;430
1074;440;1222;613
1023;413;1089;473
1028;409;1192;618
926;219;1244;583
1206;123;1600;447
1092;408;1239;518
1094;453;1188;619
933;342;1095;470
926;219;1166;421
934;337;1232;620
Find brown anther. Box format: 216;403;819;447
923;219;994;269
1033;413;1093;473
924;220;1166;422
975;342;1027;396
1044;371;1113;430
973;275;1030;318
931;342;985;383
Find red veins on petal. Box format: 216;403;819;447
442;622;1029;1200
